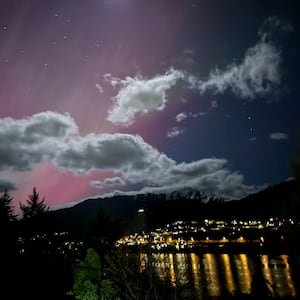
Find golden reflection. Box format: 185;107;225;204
168;253;176;286
150;253;296;299
175;253;189;285
233;254;252;294
139;252;147;272
203;253;221;297
153;253;165;279
190;253;202;299
262;255;297;298
281;255;296;297
220;254;236;294
260;254;274;295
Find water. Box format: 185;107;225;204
144;253;298;298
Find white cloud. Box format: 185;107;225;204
136;159;260;200
90;180;103;189
106;68;184;126
190;41;281;99
95;83;103;93
0;111;78;171
55;133;175;183
1;111;260;200
54;130;257;198
269;132;289;140
101;17;282;128
90;177;126;189
175;112;188;122
103;177;126;186
167;127;184;139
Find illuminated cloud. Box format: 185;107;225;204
90;177;126;189
137;159;260;200
103;176;126;186
95;83;103;93
106;68;184;126
167;127;184;139
90;180;103;189
55;133;175;181
105;19;282;128
54;130;257;198
269;132;289;140
175;112;188;122
0;112;260;199
189;41;281;99
0;111;78;171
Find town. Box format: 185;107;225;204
116;216;298;253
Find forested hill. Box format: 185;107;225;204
53;179;300;235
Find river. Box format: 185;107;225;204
141;252;298;298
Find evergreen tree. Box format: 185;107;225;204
67;248;119;300
20;187;49;219
0;190;16;224
0;190;18;298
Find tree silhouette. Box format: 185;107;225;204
84;205;124;261
16;188;75;299
20;187;49;219
0;190;16;224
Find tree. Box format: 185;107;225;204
0;190;17;246
16;188;75;299
84;205;124;264
67;248;119;300
104;246;197;300
20;187;49;219
0;190;16;224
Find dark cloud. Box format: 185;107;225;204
0;179;16;192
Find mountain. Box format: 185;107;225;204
53;179;300;236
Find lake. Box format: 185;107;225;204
140;252;298;298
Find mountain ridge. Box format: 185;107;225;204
53;179;300;235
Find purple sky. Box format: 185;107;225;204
0;0;299;213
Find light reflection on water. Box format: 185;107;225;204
146;253;297;298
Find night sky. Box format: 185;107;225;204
0;0;299;212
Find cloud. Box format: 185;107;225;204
0;111;78;171
136;159;260;200
1;111;259;199
0;179;17;192
258;16;294;42
175;112;188;122
211;100;218;108
189;41;281;99
269;132;289;140
167;127;185;139
54;129;257;198
95;83;103;93
55;133;175;183
90;180;103;189
90;177;126;189
106;68;184;126
102;17;283;128
103;177;126;186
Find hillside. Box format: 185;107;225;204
53;179;300;235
